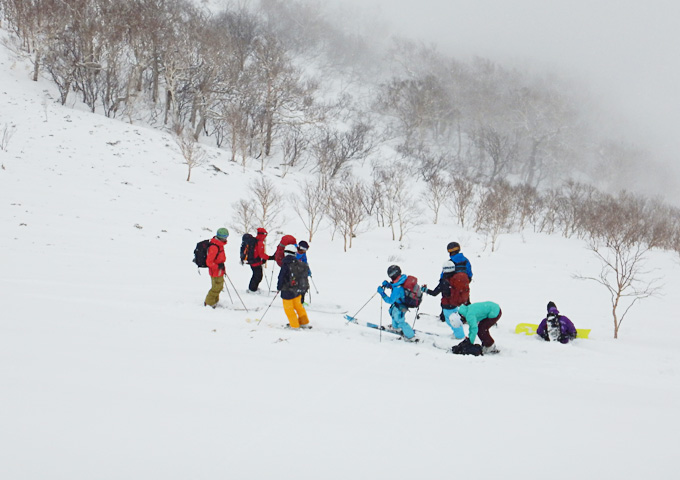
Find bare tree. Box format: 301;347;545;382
231;198;257;235
446;176;476;228
292;177;326;242
251;176;284;232
172;126;206;181
474;181;514;252
421;172;447;224
312;122;374;180
327;176;368;251
578;238;661;339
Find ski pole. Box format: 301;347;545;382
223;279;234;304
224;272;248;312
310;276;319;294
412;305;421;329
379;297;383;343
257;291;279;325
346;291;379;324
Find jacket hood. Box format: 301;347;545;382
458;304;468;316
392;274;407;286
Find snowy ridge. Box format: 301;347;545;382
1;30;679;480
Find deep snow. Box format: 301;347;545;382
1;30;679;480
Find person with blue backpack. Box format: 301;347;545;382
377;265;417;342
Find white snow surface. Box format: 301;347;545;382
1;33;679;480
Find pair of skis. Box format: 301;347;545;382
343;314;439;338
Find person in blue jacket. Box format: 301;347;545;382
296;241;311;303
377;265;416;341
447;242;473;280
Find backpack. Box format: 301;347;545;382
401;275;423;308
240;233;258;264
193;239;218;268
283;258;310;295
451;339;483;356
274;234;297;267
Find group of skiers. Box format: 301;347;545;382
377;241;502;355
200;228;577;354
201;227;312;330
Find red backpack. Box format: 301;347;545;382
274;235;297;266
401;275;423;308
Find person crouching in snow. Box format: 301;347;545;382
424;260;466;339
277;244;311;329
205;228;229;308
537;301;577;343
377;265;417;342
456;301;502;355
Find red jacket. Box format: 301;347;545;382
206;237;227;277
250;231;269;267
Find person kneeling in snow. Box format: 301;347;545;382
377;265;417;342
277;244;310;329
537;301;577;344
453;301;502;355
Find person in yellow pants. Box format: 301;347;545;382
277;244;310;328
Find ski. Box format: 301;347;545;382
343;314;439;337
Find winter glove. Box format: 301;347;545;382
381;280;390;288
218;263;225;271
268;255;275;261
377;286;384;294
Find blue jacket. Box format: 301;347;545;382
379;274;407;307
296;252;311;275
450;252;472;280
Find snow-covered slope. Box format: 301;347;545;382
1;34;679;480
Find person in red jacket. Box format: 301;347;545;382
248;227;273;292
204;227;229;308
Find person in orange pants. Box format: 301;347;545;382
277;244;310;328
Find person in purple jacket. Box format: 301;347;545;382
537;301;577;343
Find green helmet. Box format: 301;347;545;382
216;227;229;240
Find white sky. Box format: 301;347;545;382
334;0;680;160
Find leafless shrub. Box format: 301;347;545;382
292;176;326;242
172;125;206;182
1;123;16;151
251;176;284;232
421;172;447;224
231;199;257;235
446;176;476;228
326;176;369;251
474;181;514;252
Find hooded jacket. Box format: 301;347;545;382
537;307;577;343
206;237;227;277
251;228;269;267
379;274;407;307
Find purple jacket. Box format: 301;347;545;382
537;307;577;343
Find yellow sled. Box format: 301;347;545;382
514;323;590;339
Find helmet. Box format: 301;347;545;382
447;241;460;254
216;227;229;240
442;260;455;274
298;240;309;251
387;265;402;280
284;244;297;256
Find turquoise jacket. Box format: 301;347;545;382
458;301;501;344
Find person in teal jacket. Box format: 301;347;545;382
377;265;416;341
457;301;502;354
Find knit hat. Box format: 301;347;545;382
216;227;229;240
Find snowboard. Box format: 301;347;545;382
514;323;590;339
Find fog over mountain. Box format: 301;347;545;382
333;0;680;201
